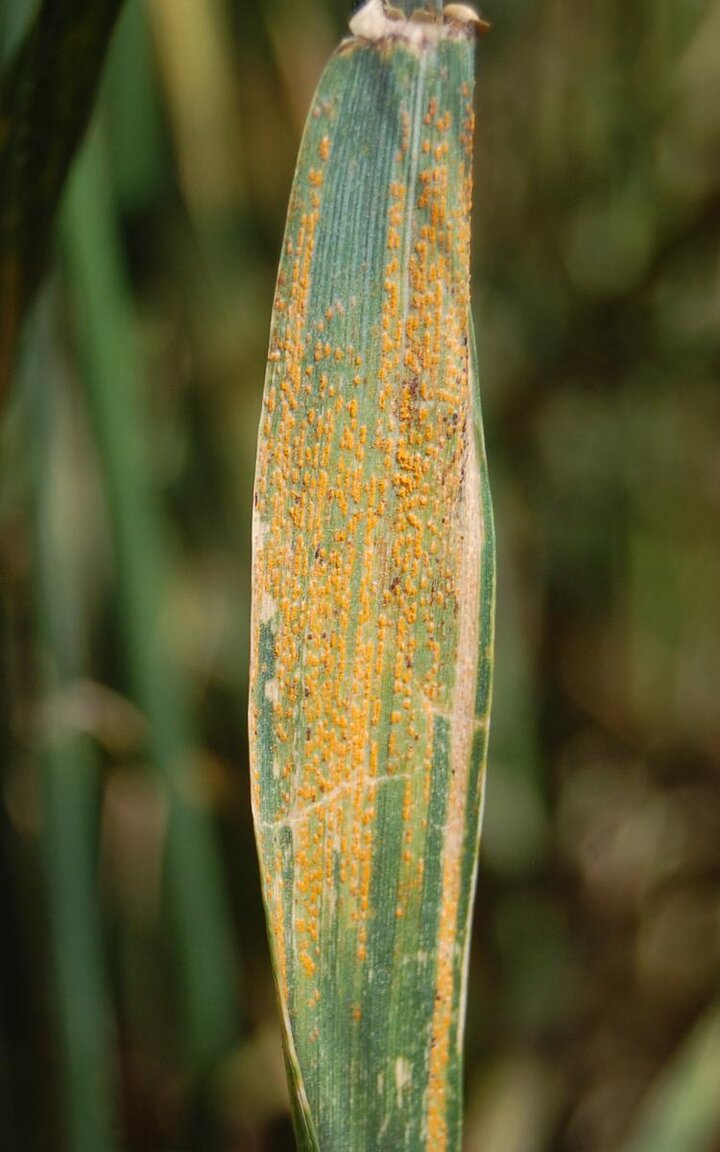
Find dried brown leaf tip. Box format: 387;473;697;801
350;0;490;42
443;4;491;34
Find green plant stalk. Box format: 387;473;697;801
25;288;120;1152
249;4;495;1148
61;125;238;1069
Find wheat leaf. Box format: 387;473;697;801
249;5;495;1148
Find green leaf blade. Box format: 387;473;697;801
250;11;495;1149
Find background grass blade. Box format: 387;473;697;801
25;287;121;1152
0;0;125;394
61;123;239;1071
249;6;495;1148
617;1003;720;1152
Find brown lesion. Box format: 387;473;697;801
0;0;125;397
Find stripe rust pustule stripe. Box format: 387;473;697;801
249;5;494;1148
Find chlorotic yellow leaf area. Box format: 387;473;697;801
249;8;495;1149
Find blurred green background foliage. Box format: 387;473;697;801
1;0;719;1149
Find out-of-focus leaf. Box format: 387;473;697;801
62;124;239;1070
619;1003;720;1152
0;0;125;392
23;287;121;1152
